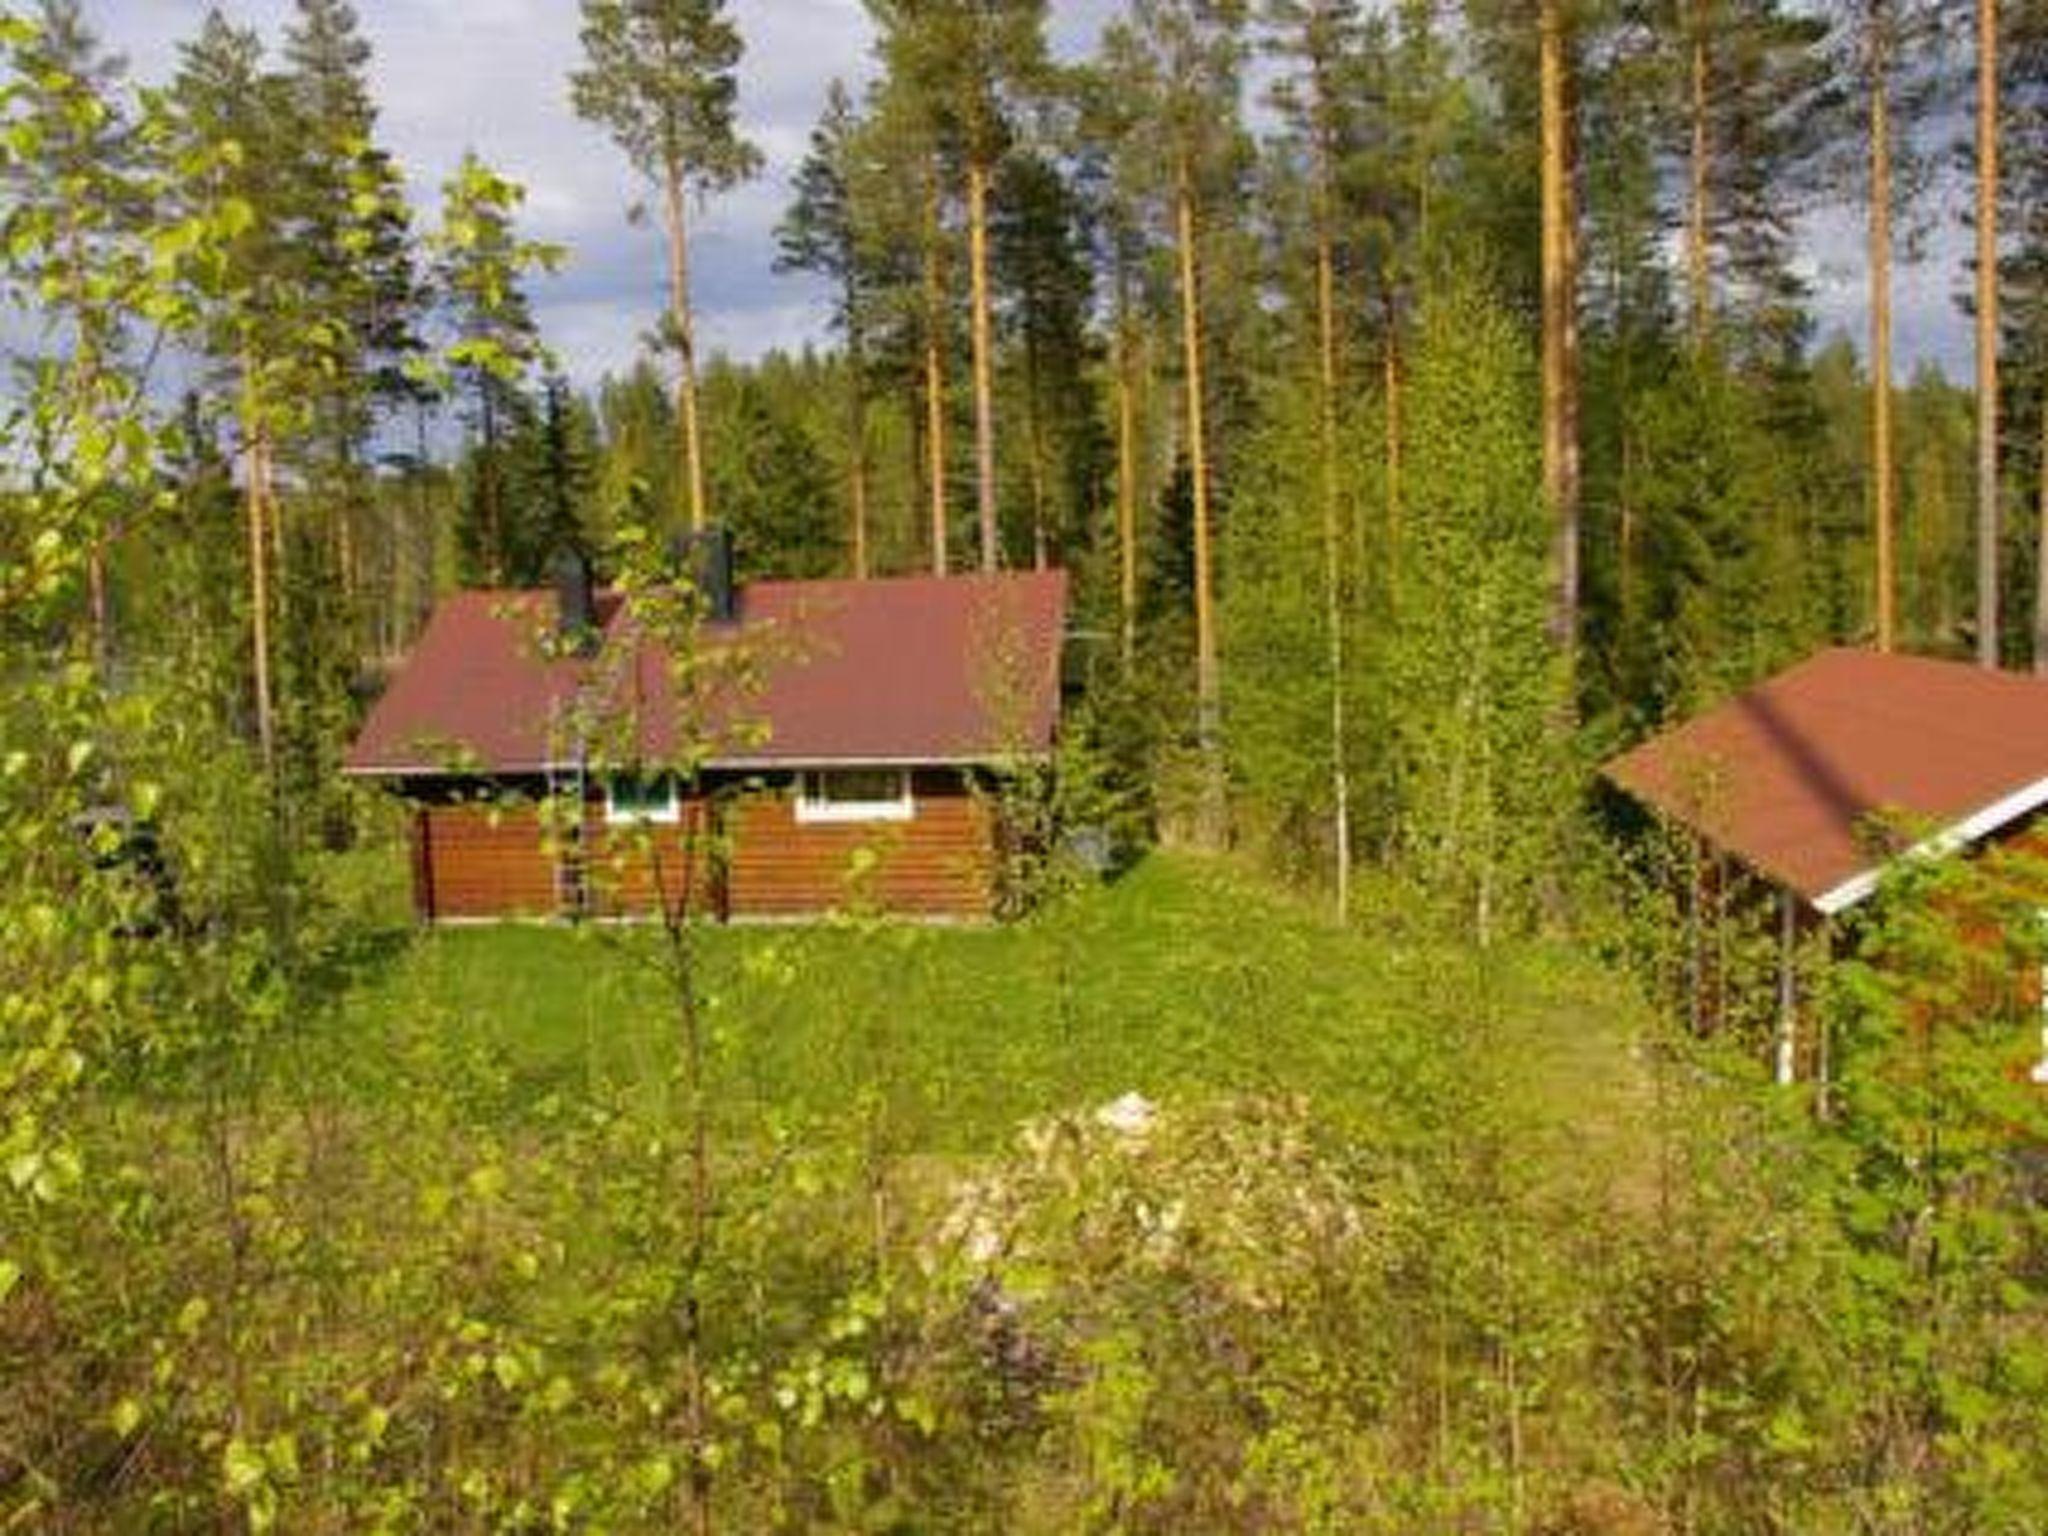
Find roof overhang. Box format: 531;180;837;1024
1809;770;2048;915
344;751;1053;779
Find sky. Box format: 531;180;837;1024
86;0;1120;389
80;2;1973;387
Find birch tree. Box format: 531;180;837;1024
0;0;144;679
1262;0;1370;917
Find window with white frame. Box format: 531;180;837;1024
795;768;914;824
604;772;681;825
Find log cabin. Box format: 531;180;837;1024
346;543;1068;923
1604;648;2048;1085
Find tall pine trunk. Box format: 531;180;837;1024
242;357;277;778
1176;164;1224;846
479;379;503;584
847;310;871;579
1024;328;1051;570
1541;0;1581;682
1384;316;1402;601
2035;388;2048;672
663;165;709;532
1115;254;1141;666
923;167;951;577
1313;131;1352;921
1869;6;1897;652
1686;4;1711;346
968;157;998;571
1977;0;2001;667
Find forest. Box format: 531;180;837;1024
5;0;2048;1530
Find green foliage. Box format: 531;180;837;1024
423;153;563;585
14;0;2048;1527
1380;271;1577;933
699;356;843;578
1810;846;2048;1526
570;0;760;197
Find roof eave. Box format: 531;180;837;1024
343;749;1055;779
1810;769;2048;915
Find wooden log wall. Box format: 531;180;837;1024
726;784;994;918
408;775;998;921
582;802;720;921
411;803;560;920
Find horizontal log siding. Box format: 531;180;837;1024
407;775;998;921
582;802;718;920
726;783;994;918
415;803;560;919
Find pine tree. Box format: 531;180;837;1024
2006;0;2048;671
1100;0;1250;848
1977;0;2003;665
1071;57;1163;665
282;0;422;651
1826;0;1944;652
869;0;1051;572
1660;0;1831;356
777;80;874;577
991;148;1096;572
855;74;963;575
571;0;761;534
1541;0;1583;684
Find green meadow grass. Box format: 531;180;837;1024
325;852;1651;1158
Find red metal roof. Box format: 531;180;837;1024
347;570;1068;777
1604;648;2048;912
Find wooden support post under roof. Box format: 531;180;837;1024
1775;887;1798;1086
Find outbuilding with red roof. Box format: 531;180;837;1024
346;554;1069;922
1604;647;2048;1084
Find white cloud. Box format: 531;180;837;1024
79;1;1974;386
1801;196;1970;380
89;0;873;382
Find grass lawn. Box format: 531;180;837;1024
328;851;1654;1159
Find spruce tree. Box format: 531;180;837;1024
282;0;422;647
